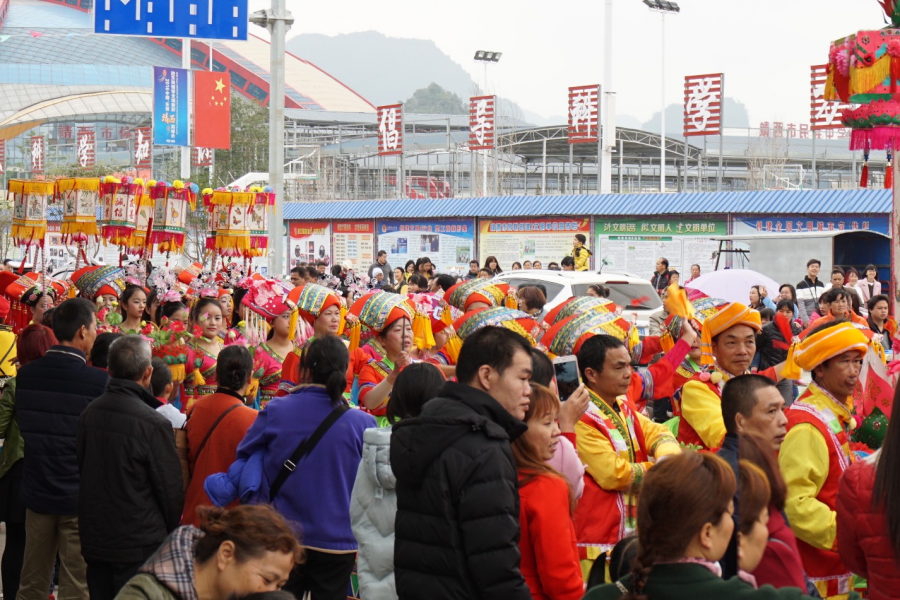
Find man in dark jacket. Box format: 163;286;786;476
368;250;394;285
796;258;824;326
391;326;533;600
16;298;108;600
76;335;183;600
650;257;671;295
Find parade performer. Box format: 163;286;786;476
0;271;66;332
277;282;365;396
71;265;126;309
543;310;696;415
663;296;729;392
184;297;226;403
352;291;416;425
240;278;295;408
542;313;685;579
454;307;539;346
779;320;870;600
112;284;150;335
675;302;785;451
443;278;516;312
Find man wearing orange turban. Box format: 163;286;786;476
778;320;869;600
676;302;788;451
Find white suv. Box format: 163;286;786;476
492;270;664;335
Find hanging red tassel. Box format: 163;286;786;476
887;151;894;189
891;57;900;95
861;163;869;188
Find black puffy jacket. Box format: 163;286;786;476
15;346;109;515
391;382;531;600
76;379;184;564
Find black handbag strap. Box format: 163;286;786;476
193;403;241;468
269;404;349;502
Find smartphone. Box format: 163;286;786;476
552;355;581;402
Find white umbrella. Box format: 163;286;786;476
685;269;781;306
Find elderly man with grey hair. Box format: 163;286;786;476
75;335;183;600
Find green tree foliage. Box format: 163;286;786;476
404;83;468;115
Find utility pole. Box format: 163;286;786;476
250;1;293;277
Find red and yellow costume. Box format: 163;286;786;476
541;310;684;577
779;322;870;600
277;283;366;397
674;302;778;451
0;271;68;333
443;278;514;312
352;291;415;422
241;278;294;408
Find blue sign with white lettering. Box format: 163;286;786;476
153;66;189;147
94;0;248;41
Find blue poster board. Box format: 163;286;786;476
152;66;189;147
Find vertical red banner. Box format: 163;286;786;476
133;127;152;169
193;147;213;167
568;85;599;144
469;95;496;150
683;74;723;136
30;136;44;174
194;71;232;150
811;64;850;131
76;126;95;168
377;104;403;155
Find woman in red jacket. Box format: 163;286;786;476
511;384;584;600
837;385;900;600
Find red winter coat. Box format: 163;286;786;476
752;506;806;590
836;451;900;600
518;473;583;600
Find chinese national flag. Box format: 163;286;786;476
194;71;231;150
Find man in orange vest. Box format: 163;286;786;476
779;320;869;599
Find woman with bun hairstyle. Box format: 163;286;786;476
235;336;375;599
114;504;301;600
584;452;819;599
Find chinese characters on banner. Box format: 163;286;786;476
469;95;495;150
377;104;403;155
152;66;189;146
810;64;850;131
683;74;723;136
0;140;4;175
758;121;850;139
479;218;590;267
595;217;726;278
378;219;475;272
193;147;213;167
31;136;44;174
332;221;374;270
133;127;152;169
568;85;600;144
76;127;95;168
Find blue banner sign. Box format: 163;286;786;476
95;0;248;41
152;66;189;147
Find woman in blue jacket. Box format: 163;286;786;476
236;336;376;600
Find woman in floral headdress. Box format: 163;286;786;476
184;297;225;404
353;291;416;426
242;279;295;408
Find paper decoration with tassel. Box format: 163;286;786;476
9;179;54;248
211;191;253;257
57;177;101;242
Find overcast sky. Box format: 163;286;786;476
248;0;883;128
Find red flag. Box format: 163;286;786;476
194;71;231;150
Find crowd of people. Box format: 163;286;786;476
0;244;893;600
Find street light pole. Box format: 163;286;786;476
660;12;666;193
250;1;293;277
644;0;680;194
601;0;613;194
473;51;502;198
